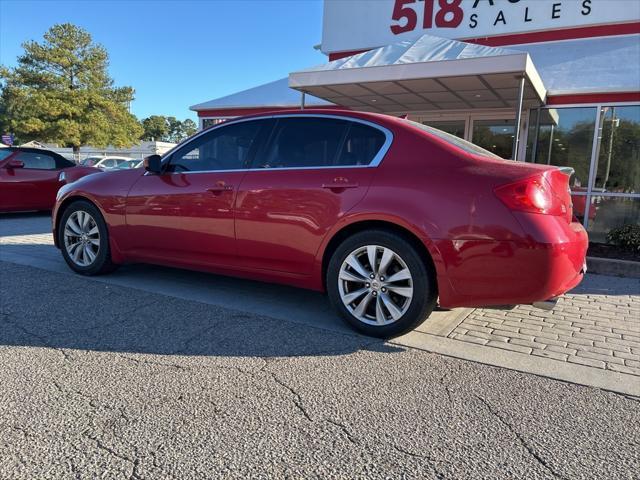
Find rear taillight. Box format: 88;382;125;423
494;174;567;216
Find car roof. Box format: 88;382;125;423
5;146;69;162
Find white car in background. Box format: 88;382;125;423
92;156;136;171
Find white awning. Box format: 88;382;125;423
289;34;546;113
190;77;333;112
518;34;640;96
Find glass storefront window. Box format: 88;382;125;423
587;196;640;244
594;106;640;194
527;107;597;189
421;120;465;139
471;119;514;159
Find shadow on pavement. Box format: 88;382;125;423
0;211;52;236
0;261;403;359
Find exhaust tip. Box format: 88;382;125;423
532;297;559;311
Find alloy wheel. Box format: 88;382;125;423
338;245;413;326
63;210;100;267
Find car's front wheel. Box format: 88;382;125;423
327;230;437;338
59;200;117;275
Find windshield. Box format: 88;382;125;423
0;149;12;161
404;120;502;159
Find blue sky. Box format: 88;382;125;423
0;0;326;121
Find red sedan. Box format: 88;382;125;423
0;147;99;213
52;110;588;337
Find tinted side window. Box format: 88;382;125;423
15;152;57;170
56;156;75;169
256;118;348;169
336;123;386;166
169;120;262;172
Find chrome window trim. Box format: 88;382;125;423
155;113;394;175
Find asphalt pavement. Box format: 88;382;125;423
1;260;639;479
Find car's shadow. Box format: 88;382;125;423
0;213;402;358
0;260;400;358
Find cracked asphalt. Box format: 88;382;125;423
1;261;639;479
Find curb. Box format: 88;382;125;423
587;256;640;279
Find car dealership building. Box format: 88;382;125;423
191;0;640;244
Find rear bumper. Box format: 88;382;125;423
436;220;588;308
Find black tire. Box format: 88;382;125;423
58;200;118;275
327;229;437;338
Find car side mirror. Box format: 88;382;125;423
143;154;162;174
6;159;24;169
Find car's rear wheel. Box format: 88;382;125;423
59;200;117;275
327;230;437;338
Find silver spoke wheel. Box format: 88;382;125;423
338;245;413;326
63;210;100;267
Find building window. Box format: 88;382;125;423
526;107;597;190
594;106;640;195
526;105;640;246
587;196;640;244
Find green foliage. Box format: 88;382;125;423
606;224;640;251
0;23;142;149
141;115;197;143
141;115;169;141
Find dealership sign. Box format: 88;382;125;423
322;0;640;54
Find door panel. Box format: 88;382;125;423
235;168;375;274
0;151;61;211
123;118;266;266
234;116;387;275
124;171;244;266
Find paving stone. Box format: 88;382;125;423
613;351;640;362
492;329;535;342
558;334;594;347
579;328;621;339
576;351;624;365
567;356;606;369
451;333;488;346
464;324;493;335
546;345;578;356
508;338;539;349
532;349;568;362
464;318;489;328
606;337;640;348
574;344;615;356
607;363;640;376
487;322;518;333
594;341;630;354
486;340;532;354
533;337;567;348
572;332;607;342
626;359;640;369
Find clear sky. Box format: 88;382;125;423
0;0;327;122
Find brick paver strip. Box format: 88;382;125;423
449;274;640;377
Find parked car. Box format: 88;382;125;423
52;110;588;337
1;147;99;213
115;159;143;170
79;156;104;167
93;156;135;171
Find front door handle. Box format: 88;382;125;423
207;181;234;194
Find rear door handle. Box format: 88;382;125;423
207;182;234;194
322;183;359;189
322;177;359;190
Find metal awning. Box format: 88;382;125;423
289;34;546;113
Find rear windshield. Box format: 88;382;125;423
404;120;502;159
